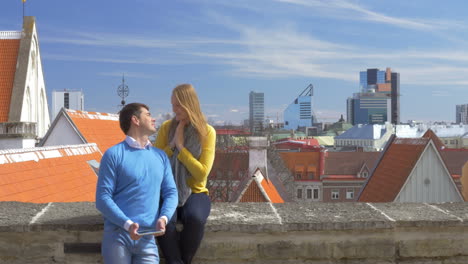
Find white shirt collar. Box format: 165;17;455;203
125;136;151;149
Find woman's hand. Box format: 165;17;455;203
174;120;187;151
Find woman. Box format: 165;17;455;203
155;84;216;264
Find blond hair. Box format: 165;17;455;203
173;84;208;140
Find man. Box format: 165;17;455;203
96;103;178;264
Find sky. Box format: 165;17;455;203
1;0;468;126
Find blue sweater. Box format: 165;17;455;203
96;141;178;231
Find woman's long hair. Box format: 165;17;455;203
172;84;208;140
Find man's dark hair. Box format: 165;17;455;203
119;103;149;134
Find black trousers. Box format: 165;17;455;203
157;193;211;264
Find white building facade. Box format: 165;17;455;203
51;90;84;120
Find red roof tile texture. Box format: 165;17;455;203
260;178;284;203
0;39;20;122
0;145;102;203
325;152;381;175
67;110;124;154
239;181;269;202
358;138;429;202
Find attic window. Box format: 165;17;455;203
362;171;368;178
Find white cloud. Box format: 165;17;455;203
274;0;462;31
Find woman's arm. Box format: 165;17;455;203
177;125;216;182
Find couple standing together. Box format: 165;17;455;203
96;83;216;264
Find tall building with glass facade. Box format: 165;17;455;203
284;84;315;130
347;68;400;125
249;91;264;135
456;104;468;124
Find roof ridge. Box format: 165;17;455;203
66;109;119;120
0;143;98;155
0;31;22;39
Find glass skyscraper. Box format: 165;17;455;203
347;68;400;125
456;104;468;124
283;84;315;130
249;91;264;135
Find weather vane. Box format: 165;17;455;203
117;74;129;107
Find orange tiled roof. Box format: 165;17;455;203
0;144;102;203
66;109;124;154
238;169;284;203
358;138;429;202
260;177;284;203
0;38;20;122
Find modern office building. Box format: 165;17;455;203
51;89;84;120
456;104;468;124
347;68;400;125
284;84;315;130
249;91;264;135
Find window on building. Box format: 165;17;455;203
297;189;303;199
307;189;312;199
346;189;354;199
308;172;315;179
362;171;368;178
450;140;455;144
295;172;302;180
64;93;69;109
331;190;339;200
313;189;319;200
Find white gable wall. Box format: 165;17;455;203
41;114;84;147
396;143;463;203
19;22;50;137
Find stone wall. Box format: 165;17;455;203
1;202;467;264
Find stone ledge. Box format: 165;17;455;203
1;201;467;233
1;202;468;264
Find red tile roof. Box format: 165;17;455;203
441;149;468;176
358;138;429;202
237;169;284;203
324;152;381;175
0;38;20;122
422;129;445;151
0;144;102;203
66;109;124;154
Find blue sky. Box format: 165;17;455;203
1;0;468;125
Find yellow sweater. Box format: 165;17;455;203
154;120;216;194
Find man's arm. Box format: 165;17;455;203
158;152;178;223
95;150;131;229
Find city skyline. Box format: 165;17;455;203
1;0;468;125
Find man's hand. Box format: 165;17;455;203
129;222;142;240
155;217;167;237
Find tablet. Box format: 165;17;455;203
137;229;164;236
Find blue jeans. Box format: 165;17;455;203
102;227;159;264
157;193;211;264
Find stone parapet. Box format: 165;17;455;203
1;202;467;263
